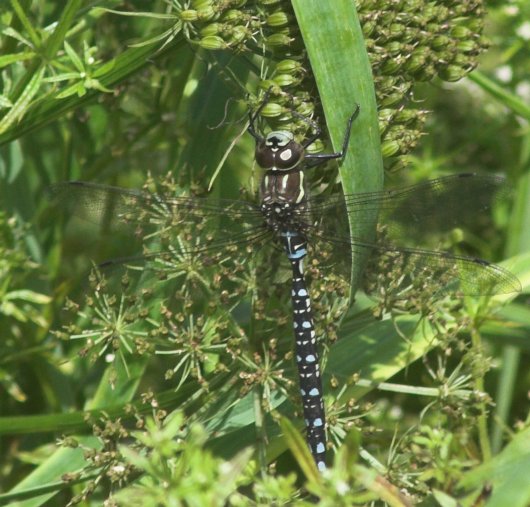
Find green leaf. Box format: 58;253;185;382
0;40;185;145
5;289;51;304
0;51;35;69
0;438;100;506
0;96;13;108
2;26;33;48
327;314;430;393
469;71;530;120
0;300;27;321
279;417;320;482
95;8;176;20
42;0;83;61
355;465;412;507
503;251;530;295
459;427;530;507
63;41;84;74
292;0;383;296
0;65;45;135
10;0;41;48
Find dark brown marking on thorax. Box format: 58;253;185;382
260;169;307;205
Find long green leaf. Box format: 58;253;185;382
280;417;320;481
470;70;530;120
10;0;40;48
459;426;530;507
0;66;44;135
292;0;383;295
43;0;83;60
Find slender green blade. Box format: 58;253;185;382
470;71;530;120
292;0;383;295
459;426;530;507
280;417;320;481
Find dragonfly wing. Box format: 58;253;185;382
308;173;509;239
300;174;519;297
48;181;267;255
308;228;520;297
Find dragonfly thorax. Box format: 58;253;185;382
260;169;307;208
255;131;305;171
260;200;307;235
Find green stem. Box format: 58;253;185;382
253;384;267;475
470;326;491;461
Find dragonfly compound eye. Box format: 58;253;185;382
255;131;304;171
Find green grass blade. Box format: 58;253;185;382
43;0;83;60
492;169;530;451
459;426;530;507
292;0;383;295
291;0;383;193
280;417;320;481
0;437;100;507
0;66;44;135
469;70;530;120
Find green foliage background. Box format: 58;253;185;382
0;1;529;505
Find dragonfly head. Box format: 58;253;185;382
255;130;305;171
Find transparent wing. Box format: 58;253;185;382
48;175;521;298
47;181;280;314
299;173;520;296
47;181;270;258
313;232;519;296
306;173;509;238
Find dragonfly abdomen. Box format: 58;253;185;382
282;231;327;471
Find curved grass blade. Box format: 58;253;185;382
292;0;384;298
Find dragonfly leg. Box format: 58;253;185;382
304;104;360;167
248;87;275;141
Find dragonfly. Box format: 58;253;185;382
48;95;521;472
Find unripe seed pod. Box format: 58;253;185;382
382;57;402;74
362;19;377;37
295;102;315;117
386;41;402;55
266;11;291;28
456;40;478;52
381;140;401;158
259;102;283;118
275;59;302;74
228;25;248;46
405;53;427;73
393;109;421;124
222;9;244;23
388;23;405;37
199;35;226;50
432;35;451;50
272;73;299;87
380;91;407;107
200;23;220;37
197;6;217;22
180;10;198;22
441;64;467;81
265;33;293;47
306;139;324;153
191;0;213;9
451;26;472;39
